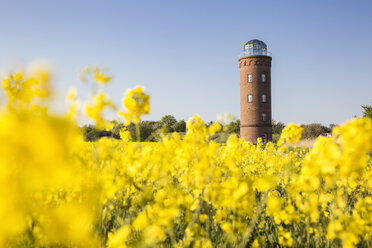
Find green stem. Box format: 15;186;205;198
237;191;268;248
306;216;310;248
136;123;140;142
182;159;218;246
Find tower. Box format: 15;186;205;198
239;39;272;143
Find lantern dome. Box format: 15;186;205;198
240;39;271;57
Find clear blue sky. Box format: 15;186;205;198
1;0;371;125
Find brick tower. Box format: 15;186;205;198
239;39;272;143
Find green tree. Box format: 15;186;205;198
113;121;164;142
301;123;328;139
160;115;177;132
362;105;372;119
82;125;100;141
82;125;117;141
174;120;186;133
225;120;240;135
272;119;285;135
111;122;125;139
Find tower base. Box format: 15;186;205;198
240;126;272;143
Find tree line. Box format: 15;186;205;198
83;115;240;142
83;105;372;142
83;116;332;142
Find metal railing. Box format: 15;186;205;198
239;50;272;58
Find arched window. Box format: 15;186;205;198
262;113;267;122
262;134;268;143
247;94;253;103
261;74;266;82
262;94;267;103
247;74;252;82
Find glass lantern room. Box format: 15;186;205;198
239;39;271;57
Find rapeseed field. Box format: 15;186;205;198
0;65;371;247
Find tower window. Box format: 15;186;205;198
262;113;267;122
262;134;268;143
247;94;253;103
261;74;266;82
247;74;252;82
262;94;267;103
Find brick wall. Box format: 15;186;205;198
239;55;272;143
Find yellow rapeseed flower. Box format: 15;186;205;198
119;86;150;125
278;123;303;146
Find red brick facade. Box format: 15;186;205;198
239;55;272;143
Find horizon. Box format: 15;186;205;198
1;0;371;126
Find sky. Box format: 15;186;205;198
0;0;371;125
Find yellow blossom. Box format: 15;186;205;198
278;123;303;146
119;86;150;125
